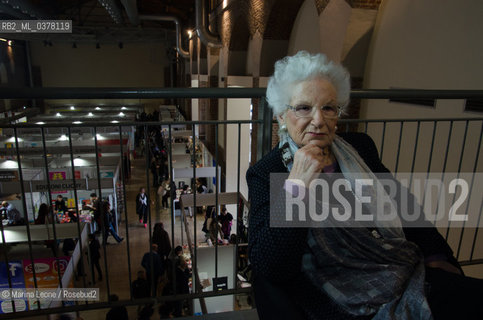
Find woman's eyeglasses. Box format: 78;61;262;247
287;104;340;119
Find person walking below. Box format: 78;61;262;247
150;158;159;188
84;193;100;234
141;244;163;296
102;201;123;244
88;234;102;283
159;179;170;210
1;201;24;225
152;222;171;268
219;207;233;241
132;270;150;316
136;187;149;228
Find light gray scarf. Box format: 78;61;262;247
279;134;432;320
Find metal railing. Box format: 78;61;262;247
0;87;481;319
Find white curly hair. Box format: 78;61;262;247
266;51;351;124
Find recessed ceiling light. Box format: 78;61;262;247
118;112;125;117
70;106;75;110
95;107;101;110
121;106;126;110
56;113;61;117
73;158;87;166
111;120;119;123
73;121;82;124
87;112;94;117
6;137;22;142
36;122;45;125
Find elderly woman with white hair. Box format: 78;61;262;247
246;51;483;320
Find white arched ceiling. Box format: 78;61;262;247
319;0;352;62
288;0;321;55
341;8;378;77
288;0;352;62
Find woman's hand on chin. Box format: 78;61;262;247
288;142;333;187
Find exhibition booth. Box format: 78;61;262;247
178;192;250;315
0;128;134;313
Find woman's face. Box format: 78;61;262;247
280;77;338;149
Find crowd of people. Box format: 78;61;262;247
133;222;192;319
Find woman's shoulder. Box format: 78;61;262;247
338;132;388;172
338;132;379;156
247;146;286;177
338;132;375;146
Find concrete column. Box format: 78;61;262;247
225;76;252;219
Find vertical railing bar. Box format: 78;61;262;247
394;121;404;176
434;121;454;229
118;125;133;299
168;123;176;298
469;199;483;262
13;127;40;308
40;127;65;307
67;127;88;299
168;124;174;255
144;124;155;297
446;120;469;241
0;214;15;312
408;121;421;192
421;121;438;219
364;121;368;134
234;123;241;289
93;126;111;300
261;97;272;158
256;97;272;161
214;124;219;279
0;129;23;313
379;122;387;160
466;122;483;261
192;123;198;296
441;120;454;175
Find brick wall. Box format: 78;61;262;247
314;0;331;15
351;0;382;10
264;0;304;40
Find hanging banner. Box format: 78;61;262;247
0;261;28;314
100;171;114;178
23;257;71;310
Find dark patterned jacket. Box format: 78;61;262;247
246;132;455;320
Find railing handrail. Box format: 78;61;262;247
1;87;483;99
1;118;482;129
0;119;263;128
